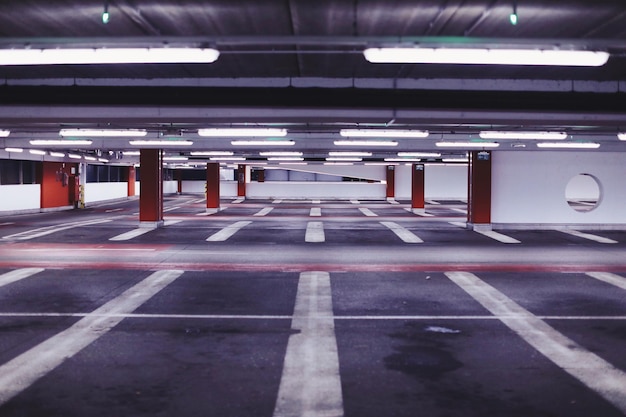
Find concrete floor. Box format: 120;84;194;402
0;195;626;416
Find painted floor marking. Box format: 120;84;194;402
310;207;322;217
449;221;467;228
273;271;344;417
109;228;154;241
0;268;44;289
312;199;321;204
559;229;618;244
425;199;441;205
404;207;434;217
196;208;225;216
380;221;423;243
350;199;360;205
451;208;468;214
445;271;626;414
2;219;114;241
163;206;181;213
359;207;378;217
273;199;283;204
0;269;184;406
586;272;626;291
387;198;400;205
164;220;182;226
206;221;252;242
305;221;325;243
254;207;274;217
231;198;245;204
475;230;521;244
104;208;124;213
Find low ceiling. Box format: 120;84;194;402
1;0;626;166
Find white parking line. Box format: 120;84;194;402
558;229;618;244
312;199;321;204
231;198;245;204
586;272;626;291
449;221;467;228
2;219;114;241
350;199;360;205
310;207;322;217
206;221;252;242
272;199;283;204
380;221;423;243
196;208;225;216
445;271;626;414
305;222;325;243
254;207;274;217
0;268;44;289
475;230;521;244
273;271;343;417
359;207;378;217
387;198;400;205
109;228;154;241
0;269;184;406
425;199;441;205
163;206;181;212
404;207;434;217
451;208;468;214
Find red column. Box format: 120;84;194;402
139;149;164;227
237;164;246;197
411;163;425;211
127;166;136;197
386;165;395;198
40;162;77;209
175;169;183;194
468;150;492;228
206;162;220;212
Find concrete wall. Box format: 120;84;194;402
492;151;626;226
395;164;468;200
247;181;387;199
0;184;40;212
85;182;128;203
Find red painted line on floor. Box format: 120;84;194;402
0;260;625;273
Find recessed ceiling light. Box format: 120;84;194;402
30;139;93;146
479;131;567;140
536;142;600;149
231;140;295;146
436;141;500;148
0;130;10;137
60;129;147;137
199;128;287;137
129;140;193;146
340;129;429;138
334;140;398;147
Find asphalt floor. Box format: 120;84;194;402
0;195;626;416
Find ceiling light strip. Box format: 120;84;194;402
231;140;295;146
479;131;567;140
334;140;398;147
0;130;10;137
60;129;147;137
364;48;610;67
199;128;287;137
435;141;500;148
536;142;600;149
340;129;429;138
30;139;93;146
129;140;193;146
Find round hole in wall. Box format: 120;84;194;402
565;174;601;212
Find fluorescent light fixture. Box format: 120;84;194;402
123;151;141;156
328;151;372;157
129;140;193;146
50;152;65;157
363;48;609;67
231;140;295;146
0;48;219;66
267;157;305;161
479;131;567;140
397;152;441;157
259;151;303;156
326;157;363;162
163;156;189;161
340;129;429;138
436;141;500;148
84;156;97;161
190;151;234;156
442;158;469;163
68;154;82;159
29;149;46;155
324;162;354;166
210;157;246;161
30;139;93;146
536;142;600;149
618;133;626;141
98;158;109;163
385;158;422;162
0;130;10;137
279;162;308;166
5;147;23;152
198;128;287;137
59;128;147;137
334;140;398;147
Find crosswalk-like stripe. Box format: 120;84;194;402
586;272;626;291
559;229;617;244
0;268;44;289
254;207;274;217
359;207;377;217
305;222;325;243
380;221;423;243
310;207;322;217
206;221;252;242
475;230;521;244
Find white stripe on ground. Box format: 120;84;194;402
586;272;626;291
104;208;124;213
0;268;44;289
359;207;377;217
273;271;344;417
451;208;468;214
380;221;423;243
163;206;181;212
475;230;521;244
425;199;441;205
206;221;251;242
305;221;325;243
232;198;245;204
387;198;400;205
2;219;114;240
0;269;184;406
445;271;626;414
404;207;434;217
196;208;225;216
312;200;321;204
310;207;322;217
254;207;274;216
449;222;467;228
109;228;154;241
350;199;360;205
164;220;182;226
558;229;618;244
273;199;283;204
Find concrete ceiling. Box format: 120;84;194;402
1;0;626;165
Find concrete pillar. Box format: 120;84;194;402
206;162;220;213
237;164;246;197
127;166;136;197
468;150;492;229
139;149;164;227
411;163;425;212
386;165;395;198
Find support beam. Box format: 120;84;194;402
127;166;136;197
139;149;164;227
411;163;425;212
206;162;220;213
467;150;492;229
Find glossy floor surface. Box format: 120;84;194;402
0;195;626;416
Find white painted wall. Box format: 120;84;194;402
163;180;178;194
221;181;238;197
394;164;468;200
492;151;626;226
0;184;40;212
247;181;386;199
85;182;128;203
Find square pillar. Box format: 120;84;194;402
468;150;492;229
411;163;425;212
386;165;395;198
127;166;136;197
139;149;164;227
237;164;247;197
206;162;221;213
